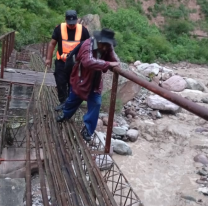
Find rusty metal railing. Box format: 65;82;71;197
105;67;208;153
40;36;52;68
0;31;15;78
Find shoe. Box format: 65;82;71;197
55;102;65;111
57;115;65;123
81;126;91;142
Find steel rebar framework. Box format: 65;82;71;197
1;32;208;206
0;49;142;206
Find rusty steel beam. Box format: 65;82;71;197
0;31;15;40
1;39;5;78
113;66;208;121
42;41;45;58
0;31;15;79
25;92;33;206
105;72;119;153
5;35;9;68
33;118;50;206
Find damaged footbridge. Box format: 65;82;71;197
0;31;208;206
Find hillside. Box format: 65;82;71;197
103;0;208;36
1;0;208;64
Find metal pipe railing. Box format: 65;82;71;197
0;31;15;78
105;66;208;153
41;36;52;68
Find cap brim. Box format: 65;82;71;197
93;30;117;47
66;19;77;25
101;37;117;47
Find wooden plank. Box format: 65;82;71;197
0;68;56;86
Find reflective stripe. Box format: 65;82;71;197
56;23;82;62
61;23;68;40
75;24;82;41
62;41;80;54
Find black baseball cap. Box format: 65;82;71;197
65;10;78;25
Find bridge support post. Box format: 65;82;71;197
105;70;119;153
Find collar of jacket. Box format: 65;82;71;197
92;37;102;59
92;37;98;50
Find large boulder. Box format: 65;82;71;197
79;14;101;36
146;95;181;113
104;63;142;104
140;63;160;77
184;78;206;91
136;63;150;72
111;139;132;155
126;129;139;142
162;75;187;92
175;89;208;103
117;80;141;104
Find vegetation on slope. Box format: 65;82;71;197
0;0;208;64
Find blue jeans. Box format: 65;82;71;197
63;89;102;135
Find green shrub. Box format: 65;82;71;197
164;19;194;40
162;4;190;19
146;35;171;56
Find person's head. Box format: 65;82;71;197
65;10;78;29
93;28;117;52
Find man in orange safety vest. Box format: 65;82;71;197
45;10;90;111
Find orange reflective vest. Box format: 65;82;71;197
56;23;82;62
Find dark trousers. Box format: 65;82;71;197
54;60;70;103
63;88;102;135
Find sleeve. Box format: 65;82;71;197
52;25;60;41
81;26;90;41
79;40;110;73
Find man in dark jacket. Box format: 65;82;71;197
45;10;90;111
57;28;120;142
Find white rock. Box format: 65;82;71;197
134;60;141;66
127;101;132;106
141;64;160;77
111;139;132;155
121;126;129;131
96;155;113;171
184;78;205;91
126;129;139;142
175;89;208;102
144;120;155;125
136;63;150;71
112;127;127;136
5;68;16;73
161;67;174;73
94;131;106;146
146;95;181;113
122;124;130;128
197;187;208;195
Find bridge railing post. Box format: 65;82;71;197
105;70;119;153
0;39;6;79
41;36;52;68
0;31;15;79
